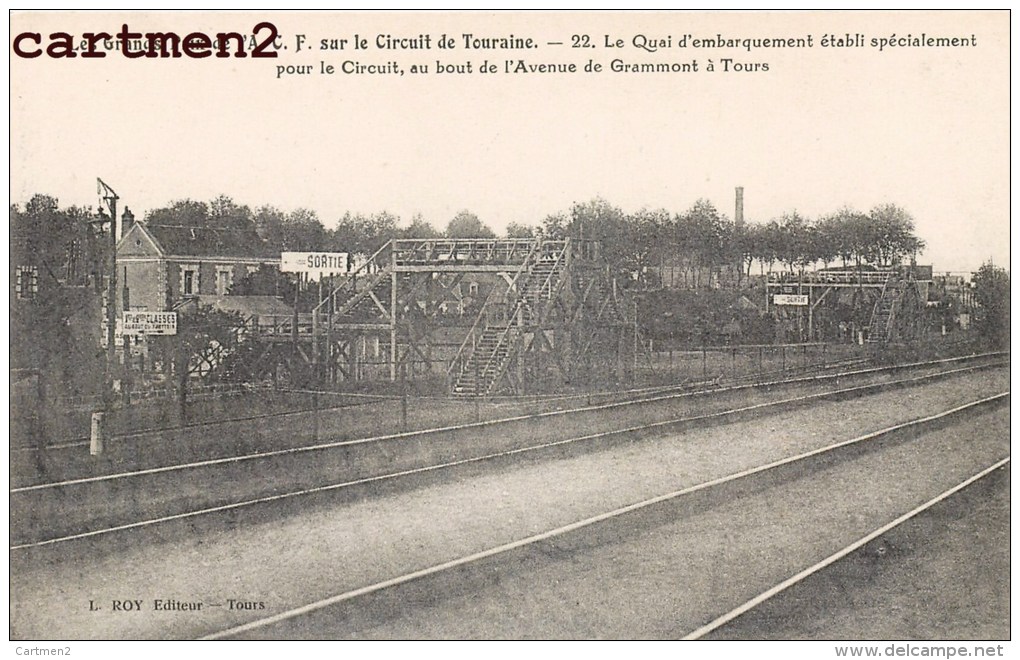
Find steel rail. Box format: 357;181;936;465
195;392;1009;640
682;456;1011;640
9;366;1006;551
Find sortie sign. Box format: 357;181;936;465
773;294;809;306
280;252;350;278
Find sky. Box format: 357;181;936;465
9;10;1009;273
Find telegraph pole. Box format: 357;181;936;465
92;178;119;455
99;179;119;385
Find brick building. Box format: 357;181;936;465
116;220;280;312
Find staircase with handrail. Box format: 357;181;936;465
867;274;904;343
449;241;568;395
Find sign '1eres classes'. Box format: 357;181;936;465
122;311;177;335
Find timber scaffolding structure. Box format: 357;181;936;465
241;237;644;396
765;267;931;343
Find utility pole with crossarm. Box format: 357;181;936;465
91;178;119;455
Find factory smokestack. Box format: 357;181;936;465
735;186;744;227
734;187;746;286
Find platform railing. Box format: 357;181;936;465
392;238;539;265
767;269;896;286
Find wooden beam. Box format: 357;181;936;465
394;265;521;273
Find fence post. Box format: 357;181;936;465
400;361;408;431
702;346;707;380
669;337;674;380
34;373;46;453
313;387;320;443
474;358;481;422
90;411;105;456
178;362;188;426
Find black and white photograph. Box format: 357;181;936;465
7;9;1011;651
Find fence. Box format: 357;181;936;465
638;342;866;387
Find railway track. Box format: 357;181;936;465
683;457;1009;640
196;392;1008;640
10;352;1006;492
10;358;1008;551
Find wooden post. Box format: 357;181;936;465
313;278;322;382
89;412;105;456
33;373;46;454
95;180;120;454
326;274;333;384
808;287;813;341
103;197;118;409
312;388;319;443
401;361;408;431
632;299;638;381
798;275;804;342
390;250;398;381
292;273;300;345
474;357;481;422
669;331;674;378
311;309;319;382
178;350;188;425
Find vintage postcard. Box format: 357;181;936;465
8;9;1010;651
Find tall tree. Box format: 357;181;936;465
145;199;211;228
282;208;327;250
630;208;671;287
12;195;98;286
817;208;866;269
253;205;326;252
10;195;106;394
445;210;495;238
971;262;1009;348
253;205;288;250
208;195;254;230
540;212;569;239
773;211;813;273
505;222;535;239
737;221;769;279
681;199;729;287
402;213;441;239
331;211;400;255
867;203;921;266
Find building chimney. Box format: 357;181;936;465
735;187;744;227
120;206;135;240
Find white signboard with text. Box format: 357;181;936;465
280;252;350;279
773;294;809;306
122;311;178;335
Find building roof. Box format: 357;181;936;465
197;295;294;317
137;222;278;259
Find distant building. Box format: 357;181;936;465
116;221;280;312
